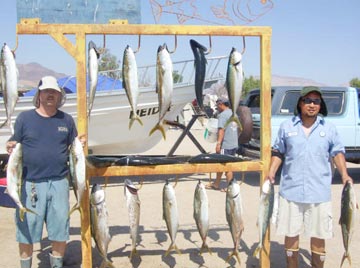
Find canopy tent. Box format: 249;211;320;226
25;74;123;96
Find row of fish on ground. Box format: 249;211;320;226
88;38;245;140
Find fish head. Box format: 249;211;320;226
124;179;138;195
227;178;240;198
230;48;242;67
90;183;105;205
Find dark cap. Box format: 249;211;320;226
300;86;323;97
216;97;230;106
295;86;327;116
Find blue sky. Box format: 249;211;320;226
1;0;359;86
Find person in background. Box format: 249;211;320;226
265;86;353;268
6;76;83;268
206;97;239;191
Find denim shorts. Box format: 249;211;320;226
220;148;237;156
16;177;70;244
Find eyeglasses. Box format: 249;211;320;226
301;97;321;105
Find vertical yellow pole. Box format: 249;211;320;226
74;33;92;268
259;32;272;268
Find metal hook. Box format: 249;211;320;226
172;175;179;188
136;176;144;190
204;35;212;55
240;36;246;55
168;34;178;54
11;35;19;53
133;35;141;54
97;34;106;54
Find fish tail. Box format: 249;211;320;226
19;207;38;222
0;118;8;129
225;250;241;264
224;116;243;132
129;247;139;260
199;241;212;255
129;114;143;130
68;203;80;217
252;244;262;257
164;242;181;256
340;252;351;268
149;123;166;140
99;258;115;268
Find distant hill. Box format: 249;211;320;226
17;62;67;91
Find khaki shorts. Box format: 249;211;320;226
276;195;333;239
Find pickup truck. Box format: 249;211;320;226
241;86;360;163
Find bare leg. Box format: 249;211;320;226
19;243;33;259
52;241;67;257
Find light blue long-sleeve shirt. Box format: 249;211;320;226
273;115;345;203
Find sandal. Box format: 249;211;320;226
205;183;220;191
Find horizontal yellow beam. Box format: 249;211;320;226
87;161;263;177
17;20;272;37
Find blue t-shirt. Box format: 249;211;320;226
273;115;345;203
11;109;78;180
217;108;238;150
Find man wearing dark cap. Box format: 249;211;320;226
206;96;239;191
265;86;353;268
6;76;82;268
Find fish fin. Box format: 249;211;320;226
99;259;115;268
252;244;261;257
129;247;139;260
129;114;143;130
19;207;38;222
224;116;243;132
340;252;351;268
225;250;241;264
164;242;181;256
149;123;166;139
68;203;80;217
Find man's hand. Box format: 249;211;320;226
6;141;17;155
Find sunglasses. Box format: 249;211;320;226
301;97;321;105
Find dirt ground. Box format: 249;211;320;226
1;128;359;268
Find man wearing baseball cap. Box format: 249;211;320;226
6;75;80;268
265;86;352;268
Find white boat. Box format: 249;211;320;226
0;56;227;159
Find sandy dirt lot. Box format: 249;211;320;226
1;128;359;268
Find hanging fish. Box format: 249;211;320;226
90;183;115;268
124;179;141;260
225;47;244;131
6;143;37;221
162;179;181;256
225;178;244;264
149;44;173;140
253;180;274;257
0;43;18;134
189;39;207;112
87;41;100;119
339;181;357;268
193;180;211;255
122;45;143;129
68;137;86;216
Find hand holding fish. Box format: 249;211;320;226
6;140;17;154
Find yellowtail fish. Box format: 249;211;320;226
87;41;100;119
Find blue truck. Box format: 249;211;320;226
241;86;360;163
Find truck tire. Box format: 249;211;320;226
236;105;253;144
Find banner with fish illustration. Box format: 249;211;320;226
16;0;141;24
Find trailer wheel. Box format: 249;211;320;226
236;105;253;144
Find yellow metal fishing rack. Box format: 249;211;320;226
16;18;272;268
